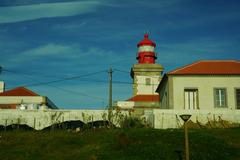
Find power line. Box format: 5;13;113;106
113;68;130;74
2;68;63;79
114;67;163;81
3;67;161;87
4;73;161;87
1;71;105;101
17;70;107;87
2;69;109;87
75;77;161;86
47;84;106;101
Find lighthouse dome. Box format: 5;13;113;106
136;33;157;64
137;33;156;47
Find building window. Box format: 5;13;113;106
145;78;151;86
236;89;240;109
214;88;227;108
184;89;198;109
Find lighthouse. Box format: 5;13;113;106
116;33;164;111
131;34;164;96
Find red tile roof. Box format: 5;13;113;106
0;87;39;96
127;94;159;102
168;60;240;75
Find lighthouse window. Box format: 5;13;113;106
145;78;151;85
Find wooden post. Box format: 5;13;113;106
91;115;93;130
62;116;65;129
184;121;190;160
34;117;36;130
17;118;20;130
180;114;191;160
4;119;7;132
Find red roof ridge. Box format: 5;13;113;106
0;87;39;96
196;60;240;63
168;60;202;74
167;60;240;75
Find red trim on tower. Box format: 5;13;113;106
137;33;156;47
137;52;157;59
127;94;159;102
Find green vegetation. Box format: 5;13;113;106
0;128;240;160
120;117;145;128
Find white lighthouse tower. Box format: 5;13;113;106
116;34;164;111
131;34;164;96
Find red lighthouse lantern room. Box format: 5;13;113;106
137;34;157;64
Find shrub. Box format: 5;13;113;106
120;117;145;128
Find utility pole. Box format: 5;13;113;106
108;68;113;128
108;68;113;110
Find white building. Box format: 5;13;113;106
0;85;58;110
156;60;240;110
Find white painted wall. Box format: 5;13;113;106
116;101;134;109
151;109;240;129
0;109;129;130
0;82;4;93
172;76;240;110
159;80;169;109
0;96;46;104
136;75;160;95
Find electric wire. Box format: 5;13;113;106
6;70;107;87
113;68;163;84
2;68;64;79
2;69;107;101
113;68;130;74
47;85;106;101
2;68;161;87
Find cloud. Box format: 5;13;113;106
21;43;115;57
22;43;77;57
109;0;181;10
0;1;102;24
7;43;121;68
52;22;88;31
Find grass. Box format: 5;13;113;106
0;128;240;160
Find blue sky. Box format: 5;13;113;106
0;0;240;109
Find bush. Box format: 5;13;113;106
120;117;145;128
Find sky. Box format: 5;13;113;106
0;0;240;109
